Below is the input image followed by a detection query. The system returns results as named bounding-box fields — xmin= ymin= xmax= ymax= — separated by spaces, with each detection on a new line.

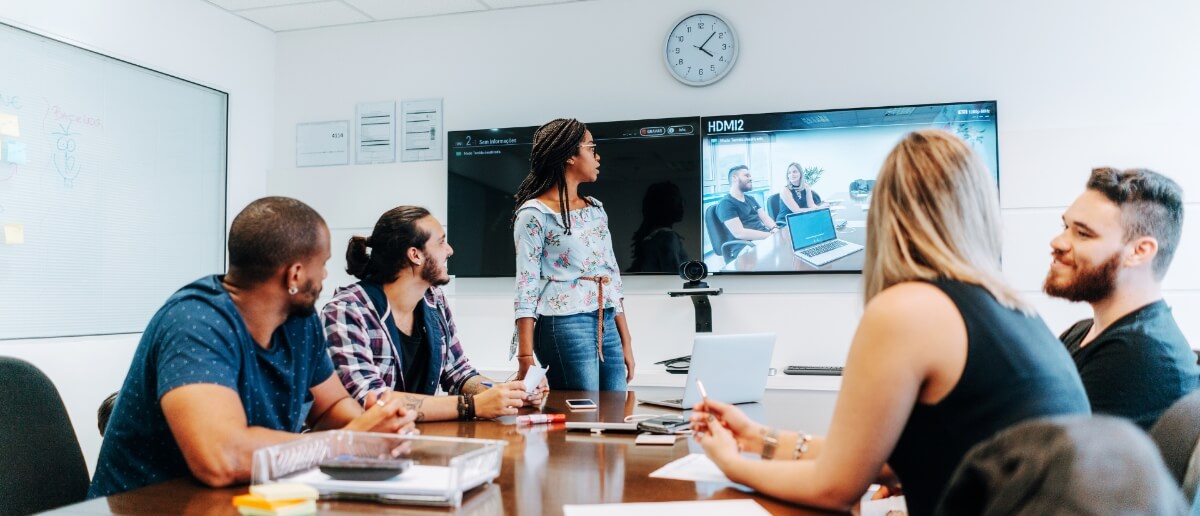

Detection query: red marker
xmin=517 ymin=414 xmax=565 ymax=425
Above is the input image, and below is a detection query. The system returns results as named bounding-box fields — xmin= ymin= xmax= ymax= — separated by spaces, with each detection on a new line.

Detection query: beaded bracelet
xmin=793 ymin=433 xmax=812 ymax=460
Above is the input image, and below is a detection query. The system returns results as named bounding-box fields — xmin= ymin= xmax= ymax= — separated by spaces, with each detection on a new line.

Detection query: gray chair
xmin=1150 ymin=390 xmax=1200 ymax=507
xmin=0 ymin=357 xmax=90 ymax=514
xmin=703 ymin=203 xmax=752 ymax=263
xmin=936 ymin=414 xmax=1188 ymax=515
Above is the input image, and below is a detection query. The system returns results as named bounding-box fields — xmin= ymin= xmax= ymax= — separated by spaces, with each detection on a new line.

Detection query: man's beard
xmin=288 ymin=277 xmax=322 ymax=317
xmin=421 ymin=258 xmax=450 ymax=287
xmin=1043 ymin=249 xmax=1121 ymax=303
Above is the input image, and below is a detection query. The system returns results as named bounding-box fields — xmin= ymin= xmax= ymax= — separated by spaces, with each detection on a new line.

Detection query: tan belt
xmin=577 ymin=276 xmax=611 ymax=362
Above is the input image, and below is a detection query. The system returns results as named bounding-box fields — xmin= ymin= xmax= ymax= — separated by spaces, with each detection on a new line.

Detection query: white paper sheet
xmin=296 ymin=120 xmax=349 ymax=167
xmin=355 ymin=101 xmax=396 ymax=164
xmin=563 ymin=499 xmax=770 ymax=516
xmin=861 ymin=495 xmax=908 ymax=516
xmin=648 ymin=453 xmax=732 ymax=483
xmin=523 ymin=365 xmax=547 ymax=393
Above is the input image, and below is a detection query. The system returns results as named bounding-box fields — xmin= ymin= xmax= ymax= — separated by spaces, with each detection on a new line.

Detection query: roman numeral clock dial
xmin=664 ymin=12 xmax=738 ymax=86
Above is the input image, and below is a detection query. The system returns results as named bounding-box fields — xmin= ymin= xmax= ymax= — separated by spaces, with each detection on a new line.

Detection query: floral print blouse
xmin=513 ymin=198 xmax=625 ymax=319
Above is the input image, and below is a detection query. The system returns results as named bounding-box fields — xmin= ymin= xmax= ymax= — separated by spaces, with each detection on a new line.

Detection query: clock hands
xmin=692 ymin=31 xmax=717 ymax=57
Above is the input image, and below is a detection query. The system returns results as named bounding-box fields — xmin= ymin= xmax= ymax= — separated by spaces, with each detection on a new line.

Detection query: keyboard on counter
xmin=783 ymin=365 xmax=844 ymax=376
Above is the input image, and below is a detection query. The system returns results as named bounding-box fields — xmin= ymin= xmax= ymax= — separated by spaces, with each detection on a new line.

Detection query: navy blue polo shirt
xmin=88 ymin=275 xmax=334 ymax=497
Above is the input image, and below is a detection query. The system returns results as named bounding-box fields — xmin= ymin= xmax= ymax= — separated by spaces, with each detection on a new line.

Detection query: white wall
xmin=0 ymin=0 xmax=275 ymax=474
xmin=269 ymin=0 xmax=1200 ymax=383
xmin=6 ymin=0 xmax=1200 ymax=479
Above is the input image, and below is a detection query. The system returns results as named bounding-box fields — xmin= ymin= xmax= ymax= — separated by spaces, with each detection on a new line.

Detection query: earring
xmin=288 ymin=286 xmax=298 ymax=295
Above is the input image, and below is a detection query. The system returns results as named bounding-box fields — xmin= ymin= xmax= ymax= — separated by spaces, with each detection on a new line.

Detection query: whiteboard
xmin=0 ymin=22 xmax=227 ymax=340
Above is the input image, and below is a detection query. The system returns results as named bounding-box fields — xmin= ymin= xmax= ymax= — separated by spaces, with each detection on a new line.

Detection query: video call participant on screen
xmin=322 ymin=206 xmax=545 ymax=422
xmin=690 ymin=131 xmax=1089 ymax=515
xmin=776 ymin=162 xmax=824 ymax=224
xmin=512 ymin=118 xmax=635 ymax=391
xmin=629 ymin=181 xmax=689 ymax=273
xmin=88 ymin=197 xmax=415 ymax=498
xmin=1044 ymin=168 xmax=1199 ymax=430
xmin=718 ymin=165 xmax=780 ymax=243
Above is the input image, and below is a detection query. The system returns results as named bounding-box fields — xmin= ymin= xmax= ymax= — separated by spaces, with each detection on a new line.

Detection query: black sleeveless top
xmin=887 ymin=280 xmax=1089 ymax=515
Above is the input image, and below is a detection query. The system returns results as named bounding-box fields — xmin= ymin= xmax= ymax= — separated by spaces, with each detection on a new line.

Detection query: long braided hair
xmin=512 ymin=118 xmax=591 ymax=235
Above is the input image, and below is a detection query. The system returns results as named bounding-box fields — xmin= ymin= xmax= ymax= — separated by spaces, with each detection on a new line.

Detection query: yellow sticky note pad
xmin=0 ymin=113 xmax=19 ymax=137
xmin=4 ymin=224 xmax=23 ymax=245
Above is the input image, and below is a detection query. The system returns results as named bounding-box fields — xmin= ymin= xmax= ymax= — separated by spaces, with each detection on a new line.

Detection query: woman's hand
xmin=690 ymin=399 xmax=767 ymax=454
xmin=624 ymin=353 xmax=636 ymax=383
xmin=523 ymin=377 xmax=549 ymax=407
xmin=692 ymin=409 xmax=742 ymax=468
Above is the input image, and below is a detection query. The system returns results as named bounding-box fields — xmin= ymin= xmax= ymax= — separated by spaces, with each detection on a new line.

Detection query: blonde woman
xmin=690 ymin=130 xmax=1089 ymax=515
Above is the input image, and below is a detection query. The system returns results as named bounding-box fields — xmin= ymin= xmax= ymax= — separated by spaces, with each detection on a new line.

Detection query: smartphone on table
xmin=565 ymin=398 xmax=597 ymax=411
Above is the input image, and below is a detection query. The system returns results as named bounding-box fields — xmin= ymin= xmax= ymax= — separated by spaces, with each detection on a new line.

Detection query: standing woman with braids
xmin=511 ymin=118 xmax=635 ymax=391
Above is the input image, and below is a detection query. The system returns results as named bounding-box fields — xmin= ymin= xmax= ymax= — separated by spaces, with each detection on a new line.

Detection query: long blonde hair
xmin=862 ymin=130 xmax=1028 ymax=312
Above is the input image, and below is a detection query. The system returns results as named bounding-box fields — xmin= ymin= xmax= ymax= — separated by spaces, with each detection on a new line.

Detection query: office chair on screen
xmin=936 ymin=415 xmax=1187 ymax=515
xmin=765 ymin=193 xmax=783 ymax=224
xmin=0 ymin=357 xmax=90 ymax=514
xmin=703 ymin=204 xmax=752 ymax=263
xmin=1150 ymin=390 xmax=1200 ymax=508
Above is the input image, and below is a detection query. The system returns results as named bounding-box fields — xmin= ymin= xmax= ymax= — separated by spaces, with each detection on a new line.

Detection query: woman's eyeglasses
xmin=579 ymin=143 xmax=599 ymax=157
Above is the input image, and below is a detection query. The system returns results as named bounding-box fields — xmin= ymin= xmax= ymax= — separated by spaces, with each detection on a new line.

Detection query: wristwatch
xmin=761 ymin=427 xmax=779 ymax=460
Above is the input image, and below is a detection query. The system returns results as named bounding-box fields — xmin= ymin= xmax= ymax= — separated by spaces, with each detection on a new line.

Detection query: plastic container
xmin=251 ymin=431 xmax=506 ymax=507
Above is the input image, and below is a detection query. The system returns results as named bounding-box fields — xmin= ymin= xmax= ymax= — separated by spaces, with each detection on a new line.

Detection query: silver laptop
xmin=785 ymin=208 xmax=863 ymax=266
xmin=639 ymin=333 xmax=775 ymax=410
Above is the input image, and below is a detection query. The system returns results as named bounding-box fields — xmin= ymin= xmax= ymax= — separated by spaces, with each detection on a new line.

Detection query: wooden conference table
xmin=49 ymin=390 xmax=843 ymax=515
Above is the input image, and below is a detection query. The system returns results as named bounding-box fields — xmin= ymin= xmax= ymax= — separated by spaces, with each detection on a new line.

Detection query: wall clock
xmin=664 ymin=12 xmax=738 ymax=86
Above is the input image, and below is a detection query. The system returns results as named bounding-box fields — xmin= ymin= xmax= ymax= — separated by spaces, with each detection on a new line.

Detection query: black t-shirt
xmin=888 ymin=279 xmax=1089 ymax=516
xmin=361 ymin=282 xmax=431 ymax=392
xmin=1059 ymin=300 xmax=1200 ymax=430
xmin=716 ymin=194 xmax=769 ymax=232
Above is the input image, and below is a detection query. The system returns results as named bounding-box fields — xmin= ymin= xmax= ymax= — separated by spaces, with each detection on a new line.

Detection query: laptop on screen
xmin=639 ymin=333 xmax=775 ymax=410
xmin=785 ymin=208 xmax=863 ymax=266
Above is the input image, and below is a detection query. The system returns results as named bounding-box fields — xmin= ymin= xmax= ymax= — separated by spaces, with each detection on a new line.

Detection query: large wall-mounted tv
xmin=698 ymin=100 xmax=998 ymax=274
xmin=448 ymin=117 xmax=703 ymax=278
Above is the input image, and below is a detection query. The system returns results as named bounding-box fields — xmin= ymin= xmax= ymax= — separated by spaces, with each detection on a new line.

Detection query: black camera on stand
xmin=667 ymin=260 xmax=722 ymax=332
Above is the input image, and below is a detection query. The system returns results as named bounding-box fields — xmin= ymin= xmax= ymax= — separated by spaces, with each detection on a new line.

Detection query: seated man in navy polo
xmin=89 ymin=197 xmax=416 ymax=498
xmin=716 ymin=165 xmax=780 ymax=260
xmin=1044 ymin=168 xmax=1200 ymax=429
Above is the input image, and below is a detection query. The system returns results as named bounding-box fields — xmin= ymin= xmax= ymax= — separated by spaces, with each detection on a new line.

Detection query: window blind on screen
xmin=0 ymin=22 xmax=227 ymax=340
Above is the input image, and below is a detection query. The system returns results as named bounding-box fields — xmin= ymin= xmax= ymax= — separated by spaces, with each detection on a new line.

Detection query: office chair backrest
xmin=766 ymin=193 xmax=782 ymax=222
xmin=0 ymin=357 xmax=90 ymax=514
xmin=936 ymin=414 xmax=1188 ymax=515
xmin=703 ymin=204 xmax=735 ymax=262
xmin=1150 ymin=390 xmax=1200 ymax=505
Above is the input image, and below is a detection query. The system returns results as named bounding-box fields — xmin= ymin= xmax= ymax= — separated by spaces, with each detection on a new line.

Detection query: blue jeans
xmin=534 ymin=308 xmax=627 ymax=391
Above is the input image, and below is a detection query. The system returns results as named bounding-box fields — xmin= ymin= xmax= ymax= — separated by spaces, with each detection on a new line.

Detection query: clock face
xmin=664 ymin=12 xmax=738 ymax=86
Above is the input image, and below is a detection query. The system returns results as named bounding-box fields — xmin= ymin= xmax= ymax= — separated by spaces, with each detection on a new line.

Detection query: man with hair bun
xmin=1045 ymin=167 xmax=1199 ymax=429
xmin=322 ymin=206 xmax=544 ymax=422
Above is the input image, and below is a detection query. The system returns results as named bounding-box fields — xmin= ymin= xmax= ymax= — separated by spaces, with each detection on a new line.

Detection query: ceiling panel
xmin=236 ymin=1 xmax=371 ymax=31
xmin=343 ymin=0 xmax=488 ymax=20
xmin=480 ymin=0 xmax=578 ymax=9
xmin=205 ymin=0 xmax=315 ymax=11
xmin=203 ymin=0 xmax=596 ymax=32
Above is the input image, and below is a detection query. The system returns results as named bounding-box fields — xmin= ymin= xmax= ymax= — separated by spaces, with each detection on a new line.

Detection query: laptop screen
xmin=787 ymin=209 xmax=837 ymax=251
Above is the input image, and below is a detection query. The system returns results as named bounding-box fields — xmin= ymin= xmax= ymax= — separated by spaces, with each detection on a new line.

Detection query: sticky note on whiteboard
xmin=3 ymin=140 xmax=27 ymax=164
xmin=4 ymin=224 xmax=24 ymax=245
xmin=0 ymin=113 xmax=19 ymax=137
